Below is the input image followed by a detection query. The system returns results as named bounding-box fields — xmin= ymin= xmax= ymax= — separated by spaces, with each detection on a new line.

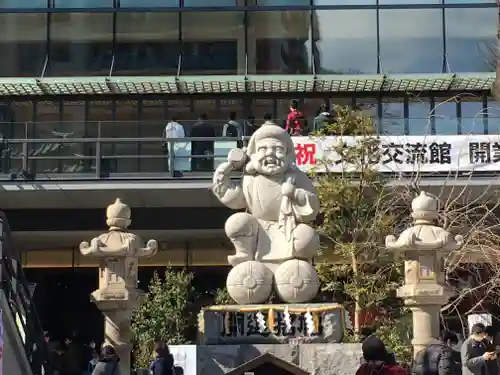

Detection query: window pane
xmin=53 ymin=0 xmax=113 ymax=7
xmin=445 ymin=0 xmax=494 ymax=3
xmin=379 ymin=9 xmax=443 ymax=73
xmin=184 ymin=0 xmax=235 ymax=5
xmin=380 ymin=0 xmax=439 ymax=3
xmin=0 ymin=14 xmax=47 ymax=77
xmin=433 ymin=99 xmax=457 ymax=135
xmin=314 ymin=10 xmax=376 ymax=74
xmin=445 ymin=8 xmax=496 ymax=72
xmin=48 ymin=13 xmax=113 ymax=76
xmin=119 ymin=0 xmax=179 ymax=7
xmin=115 ymin=13 xmax=179 ymax=76
xmin=0 ymin=0 xmax=47 ymax=7
xmin=460 ymin=97 xmax=484 ymax=134
xmin=181 ymin=12 xmax=241 ymax=75
xmin=258 ymin=0 xmax=309 ymax=5
xmin=381 ymin=98 xmax=404 ymax=135
xmin=408 ymin=97 xmax=431 ymax=135
xmin=313 ymin=0 xmax=375 ymax=4
xmin=249 ymin=10 xmax=312 ymax=74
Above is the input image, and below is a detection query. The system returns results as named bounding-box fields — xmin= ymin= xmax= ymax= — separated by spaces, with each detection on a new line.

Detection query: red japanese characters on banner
xmin=295 ymin=143 xmax=317 ymax=166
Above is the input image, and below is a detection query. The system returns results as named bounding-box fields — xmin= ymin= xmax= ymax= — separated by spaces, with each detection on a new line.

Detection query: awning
xmin=0 ymin=73 xmax=494 ymax=96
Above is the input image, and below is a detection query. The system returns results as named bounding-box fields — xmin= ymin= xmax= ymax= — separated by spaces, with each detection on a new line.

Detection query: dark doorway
xmin=24 ymin=267 xmax=103 ymax=345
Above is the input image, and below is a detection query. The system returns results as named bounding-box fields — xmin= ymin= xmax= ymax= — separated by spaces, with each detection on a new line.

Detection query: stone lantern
xmin=385 ymin=191 xmax=463 ymax=356
xmin=80 ymin=198 xmax=158 ymax=374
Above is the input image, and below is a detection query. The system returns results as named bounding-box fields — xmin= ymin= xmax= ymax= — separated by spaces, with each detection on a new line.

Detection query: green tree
xmin=313 ymin=105 xmax=405 ymax=335
xmin=214 ymin=287 xmax=235 ymax=305
xmin=131 ymin=267 xmax=196 ymax=369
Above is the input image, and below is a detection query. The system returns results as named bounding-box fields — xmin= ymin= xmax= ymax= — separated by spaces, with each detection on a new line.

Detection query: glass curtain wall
xmin=0 ymin=0 xmax=496 ymax=136
xmin=0 ymin=0 xmax=495 ymax=77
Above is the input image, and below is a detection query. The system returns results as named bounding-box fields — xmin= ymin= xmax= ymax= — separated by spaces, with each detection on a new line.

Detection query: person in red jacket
xmin=285 ymin=99 xmax=308 ymax=136
xmin=356 ymin=335 xmax=408 ymax=375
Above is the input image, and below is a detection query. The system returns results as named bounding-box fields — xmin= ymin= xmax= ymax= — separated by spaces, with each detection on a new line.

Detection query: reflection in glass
xmin=249 ymin=11 xmax=312 ymax=74
xmin=115 ymin=13 xmax=179 ymax=76
xmin=257 ymin=0 xmax=309 ymax=4
xmin=181 ymin=12 xmax=241 ymax=75
xmin=408 ymin=98 xmax=432 ymax=135
xmin=445 ymin=0 xmax=494 ymax=3
xmin=356 ymin=98 xmax=379 ymax=132
xmin=0 ymin=14 xmax=47 ymax=77
xmin=460 ymin=97 xmax=484 ymax=134
xmin=380 ymin=0 xmax=439 ymax=3
xmin=104 ymin=101 xmax=139 ymax=173
xmin=381 ymin=99 xmax=404 ymax=135
xmin=119 ymin=0 xmax=179 ymax=6
xmin=433 ymin=99 xmax=457 ymax=135
xmin=313 ymin=0 xmax=375 ymax=3
xmin=184 ymin=0 xmax=235 ymax=5
xmin=9 ymin=102 xmax=34 ymax=139
xmin=0 ymin=0 xmax=47 ymax=7
xmin=53 ymin=0 xmax=113 ymax=7
xmin=379 ymin=9 xmax=443 ymax=73
xmin=485 ymin=99 xmax=500 ymax=133
xmin=445 ymin=8 xmax=496 ymax=72
xmin=48 ymin=13 xmax=113 ymax=76
xmin=314 ymin=10 xmax=376 ymax=74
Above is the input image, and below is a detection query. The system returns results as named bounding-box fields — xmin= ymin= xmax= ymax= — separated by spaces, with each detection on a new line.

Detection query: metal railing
xmin=0 ymin=136 xmax=244 ymax=180
xmin=0 ymin=212 xmax=49 ymax=375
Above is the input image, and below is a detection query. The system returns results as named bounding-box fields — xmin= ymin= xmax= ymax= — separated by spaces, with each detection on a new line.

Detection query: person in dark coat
xmin=190 ymin=114 xmax=215 ymax=172
xmin=312 ymin=104 xmax=334 ymax=133
xmin=150 ymin=338 xmax=174 ymax=375
xmin=62 ymin=335 xmax=83 ymax=375
xmin=356 ymin=335 xmax=407 ymax=375
xmin=484 ymin=326 xmax=499 ymax=375
xmin=411 ymin=330 xmax=459 ymax=375
xmin=91 ymin=345 xmax=121 ymax=375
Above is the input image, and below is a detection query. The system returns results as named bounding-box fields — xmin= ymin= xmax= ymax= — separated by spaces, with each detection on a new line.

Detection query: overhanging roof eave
xmin=0 ymin=73 xmax=493 ymax=96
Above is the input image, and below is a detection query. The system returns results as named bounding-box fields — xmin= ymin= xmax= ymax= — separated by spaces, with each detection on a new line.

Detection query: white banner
xmin=169 ymin=345 xmax=196 ymax=375
xmin=292 ymin=135 xmax=500 ymax=173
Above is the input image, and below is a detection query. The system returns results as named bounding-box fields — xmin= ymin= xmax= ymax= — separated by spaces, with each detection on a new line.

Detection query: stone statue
xmin=213 ymin=124 xmax=320 ymax=304
xmin=79 ymin=198 xmax=158 ymax=375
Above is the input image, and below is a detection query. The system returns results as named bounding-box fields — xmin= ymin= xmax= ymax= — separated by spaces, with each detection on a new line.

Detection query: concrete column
xmin=410 ymin=305 xmax=441 ymax=355
xmin=103 ymin=311 xmax=133 ymax=375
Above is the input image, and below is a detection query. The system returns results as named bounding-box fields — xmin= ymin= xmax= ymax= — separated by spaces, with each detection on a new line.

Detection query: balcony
xmin=0 ymin=119 xmax=499 ymax=181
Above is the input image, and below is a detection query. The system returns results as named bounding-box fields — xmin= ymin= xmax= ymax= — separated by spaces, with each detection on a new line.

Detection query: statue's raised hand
xmin=227 ymin=148 xmax=247 ymax=170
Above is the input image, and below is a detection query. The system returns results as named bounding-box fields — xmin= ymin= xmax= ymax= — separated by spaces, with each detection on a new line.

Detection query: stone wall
xmin=197 ymin=343 xmax=363 ymax=375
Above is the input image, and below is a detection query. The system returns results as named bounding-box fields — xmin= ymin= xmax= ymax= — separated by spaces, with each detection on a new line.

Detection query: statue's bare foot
xmin=228 ymin=253 xmax=253 ymax=267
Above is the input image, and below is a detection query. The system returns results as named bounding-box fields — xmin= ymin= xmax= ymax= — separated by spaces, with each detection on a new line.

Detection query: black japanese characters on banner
xmin=219 ymin=310 xmax=322 ymax=338
xmin=380 ymin=142 xmax=452 ymax=165
xmin=468 ymin=142 xmax=500 ymax=164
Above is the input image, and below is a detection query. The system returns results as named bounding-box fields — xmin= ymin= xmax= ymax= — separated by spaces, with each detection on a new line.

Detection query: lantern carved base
xmin=197 ymin=303 xmax=347 ymax=345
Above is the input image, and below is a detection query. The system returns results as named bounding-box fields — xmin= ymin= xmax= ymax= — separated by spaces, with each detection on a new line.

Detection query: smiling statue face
xmin=253 ymin=137 xmax=288 ymax=175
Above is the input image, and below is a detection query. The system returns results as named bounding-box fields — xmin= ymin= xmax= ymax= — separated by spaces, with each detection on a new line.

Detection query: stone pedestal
xmin=198 ymin=303 xmax=347 ymax=345
xmin=386 ymin=191 xmax=463 ymax=357
xmin=80 ymin=199 xmax=158 ymax=375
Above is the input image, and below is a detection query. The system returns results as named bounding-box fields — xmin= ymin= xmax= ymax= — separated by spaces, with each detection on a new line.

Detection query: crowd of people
xmin=42 ymin=331 xmax=177 ymax=375
xmin=162 ymin=99 xmax=335 ymax=173
xmin=356 ymin=323 xmax=500 ymax=375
